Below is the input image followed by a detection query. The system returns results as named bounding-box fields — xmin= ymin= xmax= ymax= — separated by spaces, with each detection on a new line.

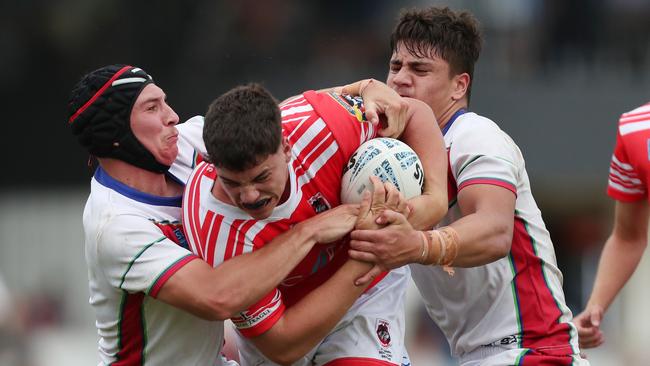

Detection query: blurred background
xmin=1 ymin=0 xmax=649 ymax=364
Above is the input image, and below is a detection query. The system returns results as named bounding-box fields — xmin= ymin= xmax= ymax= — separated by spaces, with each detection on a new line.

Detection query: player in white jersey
xmin=182 ymin=82 xmax=447 ymax=365
xmin=574 ymin=101 xmax=650 ymax=349
xmin=347 ymin=7 xmax=589 ymax=365
xmin=69 ymin=65 xmax=383 ymax=365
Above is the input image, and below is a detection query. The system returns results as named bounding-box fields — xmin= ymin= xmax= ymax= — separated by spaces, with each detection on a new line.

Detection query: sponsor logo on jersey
xmin=308 ymin=192 xmax=331 ymax=214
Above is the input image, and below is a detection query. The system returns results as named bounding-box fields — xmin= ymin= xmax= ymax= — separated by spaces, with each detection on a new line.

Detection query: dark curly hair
xmin=203 ymin=83 xmax=282 ymax=171
xmin=390 ymin=6 xmax=483 ymax=102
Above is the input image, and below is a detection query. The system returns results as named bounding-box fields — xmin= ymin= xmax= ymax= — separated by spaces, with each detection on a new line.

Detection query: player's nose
xmin=163 ymin=102 xmax=179 ymax=126
xmin=239 ymin=185 xmax=260 ymax=204
xmin=391 ymin=68 xmax=411 ymax=87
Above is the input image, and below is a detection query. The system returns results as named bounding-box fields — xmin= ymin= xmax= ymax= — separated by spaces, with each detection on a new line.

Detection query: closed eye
xmin=221 ymin=178 xmax=239 ymax=187
xmin=254 ymin=174 xmax=269 ymax=183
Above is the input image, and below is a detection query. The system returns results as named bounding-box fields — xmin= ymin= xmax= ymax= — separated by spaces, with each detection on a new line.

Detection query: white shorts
xmin=235 ymin=266 xmax=410 ymax=366
xmin=459 ymin=345 xmax=590 ymax=366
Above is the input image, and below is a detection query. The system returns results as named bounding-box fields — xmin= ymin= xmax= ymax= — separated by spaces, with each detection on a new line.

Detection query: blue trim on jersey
xmin=442 ymin=108 xmax=467 ymax=136
xmin=94 ymin=166 xmax=182 ymax=207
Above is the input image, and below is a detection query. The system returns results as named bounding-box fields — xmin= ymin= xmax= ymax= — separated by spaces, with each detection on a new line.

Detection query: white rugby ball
xmin=341 ymin=138 xmax=424 ymax=204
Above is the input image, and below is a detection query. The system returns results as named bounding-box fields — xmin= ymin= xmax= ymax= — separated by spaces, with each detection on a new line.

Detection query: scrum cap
xmin=67 ymin=64 xmax=169 ymax=173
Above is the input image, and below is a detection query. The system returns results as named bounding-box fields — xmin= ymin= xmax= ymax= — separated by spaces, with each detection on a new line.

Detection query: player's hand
xmin=355 ymin=176 xmax=411 ymax=230
xmin=341 ymin=79 xmax=408 ymax=138
xmin=573 ymin=304 xmax=605 ymax=349
xmin=350 ymin=209 xmax=420 ymax=285
xmin=310 ymin=203 xmax=360 ymax=244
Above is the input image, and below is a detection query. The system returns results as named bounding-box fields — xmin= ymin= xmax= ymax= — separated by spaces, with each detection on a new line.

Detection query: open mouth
xmin=242 ymin=197 xmax=271 ymax=211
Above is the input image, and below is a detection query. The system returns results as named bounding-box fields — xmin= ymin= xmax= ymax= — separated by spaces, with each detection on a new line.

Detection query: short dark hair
xmin=203 ymin=83 xmax=282 ymax=171
xmin=390 ymin=6 xmax=482 ymax=101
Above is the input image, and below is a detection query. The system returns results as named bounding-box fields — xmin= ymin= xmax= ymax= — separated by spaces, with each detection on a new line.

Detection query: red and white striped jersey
xmin=410 ymin=112 xmax=579 ymax=358
xmin=607 ymin=101 xmax=650 ymax=202
xmin=183 ymin=91 xmax=380 ymax=337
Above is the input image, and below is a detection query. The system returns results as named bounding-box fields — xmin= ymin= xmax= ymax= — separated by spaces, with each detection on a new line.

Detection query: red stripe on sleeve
xmin=606 ymin=185 xmax=646 ymax=202
xmin=458 ymin=178 xmax=517 ymax=196
xmin=149 ymin=255 xmax=199 ymax=298
xmin=324 ymin=358 xmax=397 ymax=366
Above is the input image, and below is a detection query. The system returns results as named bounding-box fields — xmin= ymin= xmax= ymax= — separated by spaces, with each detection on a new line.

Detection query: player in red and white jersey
xmin=574 ymin=101 xmax=650 ymax=349
xmin=348 ymin=7 xmax=588 ymax=365
xmin=183 ymin=82 xmax=447 ymax=365
xmin=70 ymin=65 xmax=381 ymax=365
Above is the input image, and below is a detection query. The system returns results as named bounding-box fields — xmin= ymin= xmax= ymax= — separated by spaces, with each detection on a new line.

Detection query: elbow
xmin=255 ymin=330 xmax=305 ymax=365
xmin=491 ymin=225 xmax=513 ymax=260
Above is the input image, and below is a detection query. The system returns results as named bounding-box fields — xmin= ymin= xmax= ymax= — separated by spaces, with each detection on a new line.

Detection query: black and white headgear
xmin=67 ymin=64 xmax=169 ymax=173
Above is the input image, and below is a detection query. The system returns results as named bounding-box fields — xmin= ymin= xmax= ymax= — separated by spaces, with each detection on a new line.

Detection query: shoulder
xmin=183 ymin=161 xmax=216 ymax=212
xmin=184 ymin=161 xmax=216 ymax=192
xmin=179 ymin=115 xmax=204 ymax=130
xmin=301 ymin=91 xmax=366 ymax=122
xmin=617 ymin=102 xmax=650 ymax=136
xmin=449 ymin=113 xmax=503 ymax=138
xmin=92 ymin=211 xmax=159 ymax=264
xmin=449 ymin=113 xmax=518 ymax=151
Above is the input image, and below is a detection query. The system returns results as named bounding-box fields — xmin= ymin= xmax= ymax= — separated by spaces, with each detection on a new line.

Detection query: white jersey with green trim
xmin=409 ymin=112 xmax=579 ymax=359
xmin=84 ymin=116 xmax=235 ymax=365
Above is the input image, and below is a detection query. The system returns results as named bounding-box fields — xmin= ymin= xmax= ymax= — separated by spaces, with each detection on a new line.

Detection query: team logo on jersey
xmin=328 ymin=92 xmax=366 ymax=122
xmin=376 ymin=319 xmax=392 ymax=347
xmin=308 ymin=192 xmax=331 ymax=213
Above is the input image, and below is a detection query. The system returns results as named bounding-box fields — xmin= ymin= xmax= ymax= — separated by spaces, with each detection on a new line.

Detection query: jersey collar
xmin=442 ymin=108 xmax=467 ymax=136
xmin=94 ymin=166 xmax=182 ymax=207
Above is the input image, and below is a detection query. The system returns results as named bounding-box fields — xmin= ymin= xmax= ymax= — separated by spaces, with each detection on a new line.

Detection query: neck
xmin=437 ymin=100 xmax=468 ymax=131
xmin=99 ymin=158 xmax=181 ymax=197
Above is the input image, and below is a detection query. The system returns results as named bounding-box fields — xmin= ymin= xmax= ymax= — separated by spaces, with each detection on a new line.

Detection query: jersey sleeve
xmin=168 ymin=115 xmax=207 ymax=185
xmin=96 ymin=214 xmax=199 ymax=298
xmin=606 ymin=128 xmax=646 ymax=202
xmin=303 ymin=91 xmax=378 ymax=159
xmin=449 ymin=120 xmax=519 ymax=195
xmin=230 ymin=288 xmax=285 ymax=338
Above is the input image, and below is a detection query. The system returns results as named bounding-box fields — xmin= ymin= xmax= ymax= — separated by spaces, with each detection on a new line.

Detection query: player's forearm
xmin=400 ymin=97 xmax=447 ymax=229
xmin=251 ymin=259 xmax=372 ymax=365
xmin=407 ymin=192 xmax=447 ymax=230
xmin=446 ymin=212 xmax=513 ymax=267
xmin=588 ymin=233 xmax=647 ymax=312
xmin=201 ymin=223 xmax=318 ymax=318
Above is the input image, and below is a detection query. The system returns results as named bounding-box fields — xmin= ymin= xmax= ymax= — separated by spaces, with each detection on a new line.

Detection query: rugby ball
xmin=341 ymin=138 xmax=424 ymax=204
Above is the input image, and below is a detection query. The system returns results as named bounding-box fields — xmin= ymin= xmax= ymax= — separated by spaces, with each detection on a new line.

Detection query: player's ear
xmin=451 ymin=72 xmax=469 ymax=101
xmin=281 ymin=137 xmax=291 ymax=162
